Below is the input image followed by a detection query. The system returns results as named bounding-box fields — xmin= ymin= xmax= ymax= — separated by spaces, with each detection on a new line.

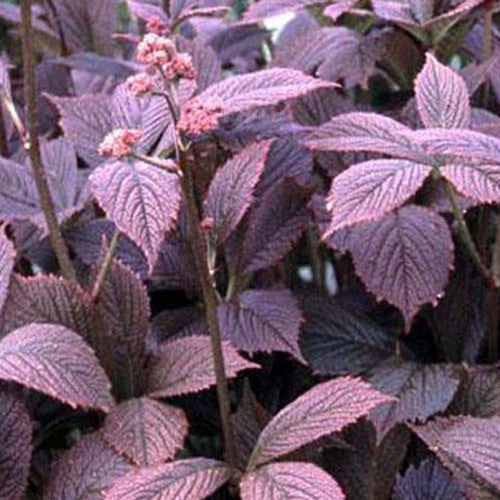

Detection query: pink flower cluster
xmin=146 ymin=15 xmax=169 ymax=36
xmin=137 ymin=33 xmax=176 ymax=67
xmin=97 ymin=129 xmax=141 ymax=158
xmin=163 ymin=52 xmax=196 ymax=80
xmin=126 ymin=73 xmax=155 ymax=96
xmin=177 ymin=97 xmax=223 ymax=136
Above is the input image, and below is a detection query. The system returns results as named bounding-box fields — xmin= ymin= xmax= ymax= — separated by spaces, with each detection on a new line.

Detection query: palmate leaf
xmin=0 ymin=391 xmax=32 ymax=500
xmin=394 ymin=457 xmax=466 ymax=500
xmin=147 ymin=335 xmax=259 ymax=398
xmin=89 ymin=160 xmax=181 ymax=272
xmin=102 ymin=397 xmax=188 ymax=467
xmin=248 ymin=376 xmax=392 ymax=468
xmin=198 ymin=68 xmax=336 ymax=118
xmin=344 ymin=205 xmax=454 ymax=329
xmin=324 ymin=159 xmax=433 ymax=234
xmin=204 ymin=141 xmax=272 ymax=245
xmin=240 ymin=462 xmax=345 ymax=500
xmin=218 ymin=289 xmax=304 ymax=362
xmin=415 ymin=53 xmax=471 ymax=129
xmin=105 ymin=458 xmax=231 ymax=500
xmin=0 ymin=323 xmax=113 ymax=411
xmin=45 ymin=431 xmax=135 ymax=500
xmin=303 ymin=112 xmax=428 ymax=162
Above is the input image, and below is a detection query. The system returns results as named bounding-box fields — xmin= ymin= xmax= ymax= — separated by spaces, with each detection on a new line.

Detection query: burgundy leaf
xmin=394 ymin=457 xmax=466 ymax=500
xmin=243 ymin=0 xmax=330 ymax=22
xmin=372 ymin=0 xmax=416 ymax=25
xmin=89 ymin=160 xmax=181 ymax=272
xmin=0 ymin=391 xmax=32 ymax=500
xmin=345 ymin=206 xmax=454 ymax=329
xmin=147 ymin=335 xmax=259 ymax=398
xmin=218 ymin=289 xmax=304 ymax=361
xmin=440 ymin=163 xmax=500 ymax=204
xmin=415 ymin=53 xmax=471 ymax=129
xmin=0 ymin=226 xmax=15 ymax=316
xmin=0 ymin=323 xmax=113 ymax=411
xmin=369 ymin=359 xmax=460 ymax=440
xmin=324 ymin=159 xmax=432 ymax=234
xmin=45 ymin=431 xmax=135 ymax=500
xmin=248 ymin=376 xmax=392 ymax=467
xmin=240 ymin=462 xmax=345 ymax=500
xmin=300 ymin=294 xmax=400 ymax=376
xmin=105 ymin=458 xmax=231 ymax=500
xmin=102 ymin=397 xmax=188 ymax=466
xmin=199 ymin=68 xmax=336 ymax=118
xmin=303 ymin=112 xmax=427 ymax=162
xmin=93 ymin=257 xmax=150 ymax=398
xmin=204 ymin=141 xmax=271 ymax=245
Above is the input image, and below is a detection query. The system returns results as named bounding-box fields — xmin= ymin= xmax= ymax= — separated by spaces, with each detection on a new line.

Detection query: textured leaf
xmin=0 ymin=323 xmax=113 ymax=411
xmin=0 ymin=391 xmax=32 ymax=500
xmin=204 ymin=141 xmax=271 ymax=245
xmin=372 ymin=0 xmax=415 ymax=25
xmin=415 ymin=53 xmax=471 ymax=129
xmin=248 ymin=376 xmax=392 ymax=467
xmin=147 ymin=335 xmax=259 ymax=398
xmin=105 ymin=458 xmax=231 ymax=500
xmin=394 ymin=457 xmax=466 ymax=500
xmin=102 ymin=397 xmax=188 ymax=466
xmin=90 ymin=160 xmax=181 ymax=272
xmin=45 ymin=431 xmax=135 ymax=500
xmin=218 ymin=289 xmax=304 ymax=361
xmin=369 ymin=358 xmax=460 ymax=440
xmin=345 ymin=205 xmax=454 ymax=329
xmin=200 ymin=68 xmax=335 ymax=118
xmin=243 ymin=0 xmax=329 ymax=21
xmin=0 ymin=227 xmax=15 ymax=317
xmin=300 ymin=294 xmax=400 ymax=376
xmin=303 ymin=112 xmax=427 ymax=162
xmin=324 ymin=159 xmax=432 ymax=234
xmin=240 ymin=462 xmax=345 ymax=500
xmin=93 ymin=257 xmax=150 ymax=398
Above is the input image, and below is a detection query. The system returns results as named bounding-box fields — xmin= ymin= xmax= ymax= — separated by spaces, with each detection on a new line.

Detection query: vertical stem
xmin=0 ymin=105 xmax=8 ymax=157
xmin=162 ymin=0 xmax=170 ymax=15
xmin=91 ymin=229 xmax=120 ymax=301
xmin=20 ymin=0 xmax=76 ymax=282
xmin=180 ymin=151 xmax=238 ymax=472
xmin=307 ymin=225 xmax=324 ymax=292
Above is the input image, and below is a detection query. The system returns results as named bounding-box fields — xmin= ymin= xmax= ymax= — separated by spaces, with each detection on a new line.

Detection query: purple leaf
xmin=105 ymin=458 xmax=231 ymax=500
xmin=243 ymin=0 xmax=330 ymax=22
xmin=199 ymin=68 xmax=336 ymax=118
xmin=204 ymin=141 xmax=272 ymax=245
xmin=147 ymin=335 xmax=259 ymax=398
xmin=248 ymin=376 xmax=392 ymax=467
xmin=102 ymin=396 xmax=188 ymax=466
xmin=345 ymin=206 xmax=454 ymax=329
xmin=303 ymin=112 xmax=427 ymax=161
xmin=45 ymin=431 xmax=135 ymax=500
xmin=240 ymin=462 xmax=345 ymax=500
xmin=0 ymin=226 xmax=15 ymax=317
xmin=218 ymin=289 xmax=304 ymax=361
xmin=300 ymin=294 xmax=401 ymax=376
xmin=324 ymin=159 xmax=432 ymax=234
xmin=0 ymin=323 xmax=113 ymax=411
xmin=394 ymin=457 xmax=466 ymax=500
xmin=372 ymin=0 xmax=416 ymax=25
xmin=90 ymin=160 xmax=181 ymax=272
xmin=0 ymin=391 xmax=32 ymax=500
xmin=415 ymin=53 xmax=471 ymax=129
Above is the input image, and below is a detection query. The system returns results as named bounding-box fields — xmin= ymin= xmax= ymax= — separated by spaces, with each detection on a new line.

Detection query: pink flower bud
xmin=126 ymin=73 xmax=155 ymax=96
xmin=145 ymin=15 xmax=169 ymax=36
xmin=177 ymin=97 xmax=224 ymax=136
xmin=136 ymin=33 xmax=176 ymax=67
xmin=97 ymin=129 xmax=142 ymax=158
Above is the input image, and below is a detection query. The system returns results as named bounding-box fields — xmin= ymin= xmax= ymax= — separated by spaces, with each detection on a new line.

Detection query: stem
xmin=180 ymin=150 xmax=238 ymax=472
xmin=443 ymin=179 xmax=494 ymax=288
xmin=91 ymin=229 xmax=120 ymax=301
xmin=132 ymin=151 xmax=181 ymax=174
xmin=481 ymin=4 xmax=493 ymax=106
xmin=20 ymin=0 xmax=76 ymax=282
xmin=307 ymin=225 xmax=324 ymax=292
xmin=0 ymin=104 xmax=8 ymax=156
xmin=162 ymin=0 xmax=170 ymax=15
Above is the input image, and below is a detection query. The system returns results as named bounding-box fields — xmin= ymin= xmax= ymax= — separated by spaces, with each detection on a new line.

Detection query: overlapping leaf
xmin=240 ymin=462 xmax=345 ymax=500
xmin=248 ymin=376 xmax=392 ymax=468
xmin=324 ymin=159 xmax=432 ymax=234
xmin=218 ymin=289 xmax=304 ymax=361
xmin=102 ymin=397 xmax=188 ymax=466
xmin=90 ymin=160 xmax=181 ymax=272
xmin=147 ymin=335 xmax=259 ymax=398
xmin=0 ymin=391 xmax=32 ymax=500
xmin=0 ymin=227 xmax=15 ymax=317
xmin=0 ymin=323 xmax=113 ymax=411
xmin=345 ymin=205 xmax=454 ymax=329
xmin=105 ymin=458 xmax=231 ymax=500
xmin=415 ymin=53 xmax=471 ymax=129
xmin=45 ymin=431 xmax=135 ymax=500
xmin=243 ymin=0 xmax=331 ymax=21
xmin=204 ymin=141 xmax=271 ymax=245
